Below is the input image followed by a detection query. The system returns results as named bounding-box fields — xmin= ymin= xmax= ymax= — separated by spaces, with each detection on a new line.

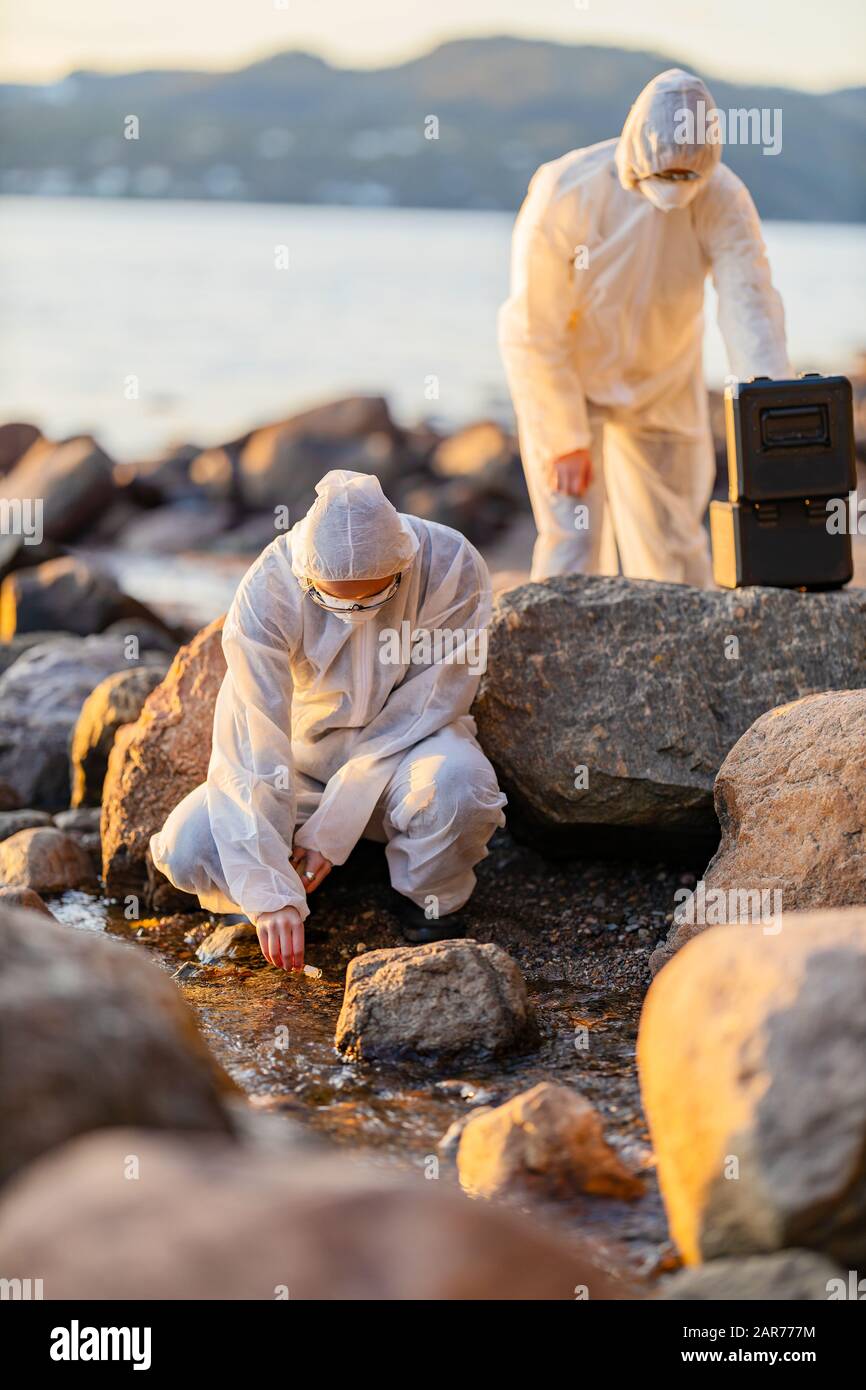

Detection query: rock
xmin=0 ymin=783 xmax=21 ymax=812
xmin=128 ymin=443 xmax=203 ymax=503
xmin=638 ymin=908 xmax=866 ymax=1266
xmin=0 ymin=434 xmax=116 ymax=541
xmin=651 ymin=689 xmax=866 ymax=974
xmin=0 ymin=634 xmax=153 ymax=810
xmin=207 ymin=395 xmax=399 ymax=512
xmin=118 ymin=500 xmax=234 ymax=553
xmin=53 ymin=807 xmax=102 ymax=857
xmin=473 ymin=577 xmax=866 ymax=854
xmin=70 ymin=665 xmax=168 ymax=808
xmin=655 ymin=1250 xmax=848 ymax=1301
xmin=0 ymin=827 xmax=96 ymax=892
xmin=0 ymin=556 xmax=175 ymax=641
xmin=0 ymin=809 xmax=53 ymax=842
xmin=335 ymin=938 xmax=534 ymax=1065
xmin=0 ymin=886 xmax=53 ymax=916
xmin=0 ymin=422 xmax=40 ymax=476
xmin=101 ymin=617 xmax=182 ymax=657
xmin=437 ymin=1109 xmax=493 ymax=1161
xmin=456 ymin=1082 xmax=645 ymax=1201
xmin=196 ymin=920 xmax=257 ymax=964
xmin=431 ymin=420 xmax=527 ymax=508
xmin=0 ymin=1128 xmax=625 ymax=1300
xmin=101 ymin=617 xmax=226 ymax=898
xmin=404 ymin=476 xmax=515 ymax=548
xmin=0 ymin=630 xmax=65 ymax=676
xmin=0 ymin=903 xmax=236 ymax=1188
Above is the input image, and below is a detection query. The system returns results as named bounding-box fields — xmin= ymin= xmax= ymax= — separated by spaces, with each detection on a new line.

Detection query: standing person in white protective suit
xmin=499 ymin=68 xmax=791 ymax=583
xmin=151 ymin=470 xmax=507 ymax=972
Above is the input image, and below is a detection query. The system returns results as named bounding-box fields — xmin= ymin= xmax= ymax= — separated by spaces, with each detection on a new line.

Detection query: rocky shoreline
xmin=1 ymin=388 xmax=865 ymax=1299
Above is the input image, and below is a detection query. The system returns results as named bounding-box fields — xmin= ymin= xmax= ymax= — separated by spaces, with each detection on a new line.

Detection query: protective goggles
xmin=302 ymin=571 xmax=402 ymax=613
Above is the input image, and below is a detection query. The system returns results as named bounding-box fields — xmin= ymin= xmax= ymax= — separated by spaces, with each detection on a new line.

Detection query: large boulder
xmin=0 ymin=434 xmax=115 ymax=541
xmin=0 ymin=556 xmax=175 ymax=641
xmin=0 ymin=826 xmax=96 ymax=892
xmin=70 ymin=665 xmax=168 ymax=808
xmin=651 ymin=689 xmax=866 ymax=973
xmin=0 ymin=904 xmax=236 ymax=1188
xmin=638 ymin=908 xmax=866 ymax=1267
xmin=0 ymin=1128 xmax=624 ymax=1301
xmin=473 ymin=577 xmax=866 ymax=854
xmin=335 ymin=938 xmax=534 ymax=1065
xmin=101 ymin=616 xmax=226 ymax=898
xmin=199 ymin=395 xmax=401 ymax=512
xmin=457 ymin=1082 xmax=644 ymax=1201
xmin=0 ymin=634 xmax=156 ymax=810
xmin=656 ymin=1250 xmax=848 ymax=1301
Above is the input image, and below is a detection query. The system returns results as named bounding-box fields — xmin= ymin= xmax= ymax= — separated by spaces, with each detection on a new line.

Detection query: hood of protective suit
xmin=615 ymin=68 xmax=721 ymax=207
xmin=291 ymin=469 xmax=419 ymax=584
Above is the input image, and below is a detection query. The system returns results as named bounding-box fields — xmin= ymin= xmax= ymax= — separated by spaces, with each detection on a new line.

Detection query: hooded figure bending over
xmin=150 ymin=470 xmax=507 ymax=971
xmin=499 ymin=68 xmax=791 ymax=584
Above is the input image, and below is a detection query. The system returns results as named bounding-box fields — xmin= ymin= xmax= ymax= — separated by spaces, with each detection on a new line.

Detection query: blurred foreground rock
xmin=0 ymin=904 xmax=236 ymax=1188
xmin=0 ymin=634 xmax=161 ymax=810
xmin=0 ymin=1127 xmax=626 ymax=1300
xmin=101 ymin=616 xmax=226 ymax=898
xmin=335 ymin=939 xmax=534 ymax=1065
xmin=655 ymin=1250 xmax=848 ymax=1301
xmin=70 ymin=665 xmax=168 ymax=808
xmin=0 ymin=826 xmax=96 ymax=892
xmin=638 ymin=909 xmax=866 ymax=1267
xmin=457 ymin=1082 xmax=644 ymax=1201
xmin=474 ymin=577 xmax=866 ymax=855
xmin=651 ymin=688 xmax=866 ymax=973
xmin=0 ymin=885 xmax=53 ymax=916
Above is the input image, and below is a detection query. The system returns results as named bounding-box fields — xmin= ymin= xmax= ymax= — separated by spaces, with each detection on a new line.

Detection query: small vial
xmin=303 ymin=964 xmax=322 ymax=980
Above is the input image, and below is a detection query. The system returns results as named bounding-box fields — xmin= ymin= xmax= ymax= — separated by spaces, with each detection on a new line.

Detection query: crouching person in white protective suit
xmin=499 ymin=68 xmax=791 ymax=584
xmin=150 ymin=470 xmax=507 ymax=972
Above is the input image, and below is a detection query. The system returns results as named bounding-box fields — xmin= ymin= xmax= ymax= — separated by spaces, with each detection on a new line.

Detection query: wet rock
xmin=196 ymin=919 xmax=257 ymax=964
xmin=0 ymin=434 xmax=115 ymax=541
xmin=0 ymin=633 xmax=151 ymax=810
xmin=0 ymin=556 xmax=175 ymax=641
xmin=101 ymin=617 xmax=226 ymax=898
xmin=0 ymin=886 xmax=53 ymax=916
xmin=474 ymin=577 xmax=866 ymax=854
xmin=0 ymin=1128 xmax=625 ymax=1300
xmin=655 ymin=1250 xmax=848 ymax=1301
xmin=0 ymin=826 xmax=96 ymax=892
xmin=0 ymin=809 xmax=53 ymax=842
xmin=651 ymin=691 xmax=866 ymax=975
xmin=0 ymin=904 xmax=236 ymax=1188
xmin=118 ymin=500 xmax=234 ymax=553
xmin=638 ymin=908 xmax=866 ymax=1266
xmin=70 ymin=665 xmax=168 ymax=808
xmin=335 ymin=938 xmax=534 ymax=1065
xmin=457 ymin=1082 xmax=645 ymax=1201
xmin=0 ymin=422 xmax=40 ymax=476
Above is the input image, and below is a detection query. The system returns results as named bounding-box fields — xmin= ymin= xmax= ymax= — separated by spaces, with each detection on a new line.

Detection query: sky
xmin=2 ymin=0 xmax=865 ymax=92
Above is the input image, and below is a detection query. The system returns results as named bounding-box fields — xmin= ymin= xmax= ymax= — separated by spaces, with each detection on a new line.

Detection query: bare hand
xmin=291 ymin=845 xmax=333 ymax=895
xmin=550 ymin=448 xmax=593 ymax=497
xmin=256 ymin=907 xmax=304 ymax=972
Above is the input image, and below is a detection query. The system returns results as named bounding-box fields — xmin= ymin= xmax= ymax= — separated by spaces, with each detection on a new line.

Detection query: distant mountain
xmin=1 ymin=36 xmax=864 ymax=221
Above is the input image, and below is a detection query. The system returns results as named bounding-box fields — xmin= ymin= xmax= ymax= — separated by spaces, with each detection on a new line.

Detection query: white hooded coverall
xmin=150 ymin=470 xmax=506 ymax=924
xmin=499 ymin=69 xmax=791 ymax=583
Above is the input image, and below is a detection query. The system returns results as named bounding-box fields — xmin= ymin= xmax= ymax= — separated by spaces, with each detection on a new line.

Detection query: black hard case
xmin=724 ymin=374 xmax=856 ymax=502
xmin=710 ymin=497 xmax=853 ymax=591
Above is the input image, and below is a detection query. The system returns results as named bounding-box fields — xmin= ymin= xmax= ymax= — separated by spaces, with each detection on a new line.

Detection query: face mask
xmin=304 ymin=574 xmax=401 ymax=624
xmin=640 ymin=176 xmax=702 ymax=212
